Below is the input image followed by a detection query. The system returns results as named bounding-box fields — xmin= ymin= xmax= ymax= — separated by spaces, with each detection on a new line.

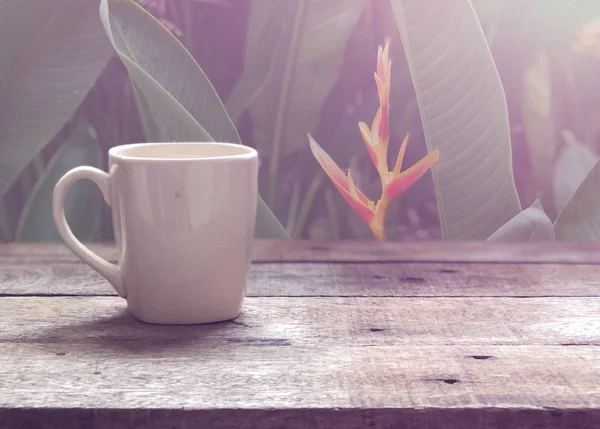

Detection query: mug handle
xmin=52 ymin=166 xmax=126 ymax=297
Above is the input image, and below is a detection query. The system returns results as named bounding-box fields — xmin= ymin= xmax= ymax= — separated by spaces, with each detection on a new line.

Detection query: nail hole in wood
xmin=401 ymin=276 xmax=425 ymax=283
xmin=369 ymin=328 xmax=387 ymax=333
xmin=437 ymin=378 xmax=460 ymax=385
xmin=470 ymin=355 xmax=493 ymax=360
xmin=55 ymin=352 xmax=66 ymax=356
xmin=226 ymin=338 xmax=291 ymax=346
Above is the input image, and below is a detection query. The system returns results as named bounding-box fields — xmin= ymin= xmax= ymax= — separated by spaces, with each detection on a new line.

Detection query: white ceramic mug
xmin=52 ymin=142 xmax=258 ymax=325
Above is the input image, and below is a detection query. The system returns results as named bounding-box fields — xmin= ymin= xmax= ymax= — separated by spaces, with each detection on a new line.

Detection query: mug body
xmin=108 ymin=142 xmax=258 ymax=324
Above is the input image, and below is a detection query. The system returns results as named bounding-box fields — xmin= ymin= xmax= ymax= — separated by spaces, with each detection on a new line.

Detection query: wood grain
xmin=2 ymin=240 xmax=600 ymax=264
xmin=3 ymin=241 xmax=600 ymax=428
xmin=2 ymin=344 xmax=599 ymax=408
xmin=3 ymin=261 xmax=600 ymax=297
xmin=2 ymin=409 xmax=598 ymax=429
xmin=3 ymin=297 xmax=600 ymax=347
xmin=1 ymin=297 xmax=599 ymax=428
xmin=255 ymin=240 xmax=600 ymax=264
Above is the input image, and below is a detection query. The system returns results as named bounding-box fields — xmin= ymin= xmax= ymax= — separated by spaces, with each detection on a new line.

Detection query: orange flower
xmin=308 ymin=40 xmax=440 ymax=240
xmin=359 ymin=41 xmax=392 ymax=174
xmin=382 ymin=135 xmax=440 ymax=202
xmin=374 ymin=40 xmax=391 ymax=149
xmin=309 ymin=136 xmax=375 ymax=225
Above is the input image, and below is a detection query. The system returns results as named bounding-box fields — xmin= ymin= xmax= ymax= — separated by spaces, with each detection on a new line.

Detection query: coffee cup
xmin=52 ymin=142 xmax=258 ymax=324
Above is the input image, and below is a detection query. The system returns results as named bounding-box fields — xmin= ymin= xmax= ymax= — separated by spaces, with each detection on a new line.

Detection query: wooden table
xmin=1 ymin=240 xmax=600 ymax=428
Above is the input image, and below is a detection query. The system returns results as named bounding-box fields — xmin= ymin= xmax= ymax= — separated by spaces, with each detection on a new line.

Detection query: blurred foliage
xmin=2 ymin=0 xmax=600 ymax=242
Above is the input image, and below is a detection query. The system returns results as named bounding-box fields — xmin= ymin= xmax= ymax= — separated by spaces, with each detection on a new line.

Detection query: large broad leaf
xmin=487 ymin=199 xmax=554 ymax=242
xmin=100 ymin=0 xmax=238 ymax=143
xmin=470 ymin=0 xmax=504 ymax=24
xmin=390 ymin=0 xmax=522 ymax=240
xmin=99 ymin=0 xmax=287 ymax=238
xmin=16 ymin=122 xmax=103 ymax=242
xmin=0 ymin=0 xmax=113 ymax=197
xmin=553 ymin=130 xmax=599 ymax=215
xmin=554 ymin=161 xmax=600 ymax=241
xmin=522 ymin=51 xmax=558 ymax=206
xmin=531 ymin=0 xmax=600 ymax=43
xmin=225 ymin=0 xmax=293 ymax=123
xmin=230 ymin=0 xmax=365 ymax=204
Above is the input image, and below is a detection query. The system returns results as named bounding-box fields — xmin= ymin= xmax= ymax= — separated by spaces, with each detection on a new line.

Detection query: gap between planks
xmin=2 ymin=240 xmax=600 ymax=264
xmin=2 ymin=261 xmax=600 ymax=297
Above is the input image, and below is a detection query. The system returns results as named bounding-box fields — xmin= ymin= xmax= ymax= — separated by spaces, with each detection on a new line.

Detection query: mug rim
xmin=108 ymin=142 xmax=257 ymax=162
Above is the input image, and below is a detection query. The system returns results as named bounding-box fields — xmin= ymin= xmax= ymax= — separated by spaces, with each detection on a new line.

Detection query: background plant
xmin=309 ymin=40 xmax=439 ymax=241
xmin=1 ymin=0 xmax=599 ymax=242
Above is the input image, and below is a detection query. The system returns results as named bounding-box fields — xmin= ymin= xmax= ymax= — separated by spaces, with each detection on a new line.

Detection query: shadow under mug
xmin=52 ymin=142 xmax=258 ymax=325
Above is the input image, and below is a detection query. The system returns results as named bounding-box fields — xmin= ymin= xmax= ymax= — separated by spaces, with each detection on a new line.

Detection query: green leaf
xmin=522 ymin=51 xmax=558 ymax=203
xmin=554 ymin=161 xmax=600 ymax=241
xmin=390 ymin=0 xmax=522 ymax=240
xmin=225 ymin=0 xmax=293 ymax=123
xmin=487 ymin=200 xmax=554 ymax=242
xmin=470 ymin=0 xmax=504 ymax=24
xmin=100 ymin=0 xmax=287 ymax=238
xmin=530 ymin=0 xmax=600 ymax=42
xmin=231 ymin=0 xmax=365 ymax=205
xmin=0 ymin=0 xmax=113 ymax=197
xmin=16 ymin=122 xmax=103 ymax=242
xmin=553 ymin=130 xmax=599 ymax=215
xmin=130 ymin=79 xmax=169 ymax=142
xmin=100 ymin=0 xmax=238 ymax=143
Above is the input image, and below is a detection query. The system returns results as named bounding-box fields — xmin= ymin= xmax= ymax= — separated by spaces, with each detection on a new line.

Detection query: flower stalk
xmin=308 ymin=40 xmax=440 ymax=240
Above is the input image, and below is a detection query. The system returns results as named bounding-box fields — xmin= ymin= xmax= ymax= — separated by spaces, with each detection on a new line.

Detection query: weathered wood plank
xmin=2 ymin=261 xmax=600 ymax=297
xmin=257 ymin=240 xmax=600 ymax=264
xmin=2 ymin=240 xmax=600 ymax=264
xmin=2 ymin=242 xmax=599 ymax=429
xmin=1 ymin=298 xmax=599 ymax=429
xmin=0 ymin=243 xmax=117 ymax=264
xmin=2 ymin=409 xmax=598 ymax=429
xmin=3 ymin=297 xmax=599 ymax=346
